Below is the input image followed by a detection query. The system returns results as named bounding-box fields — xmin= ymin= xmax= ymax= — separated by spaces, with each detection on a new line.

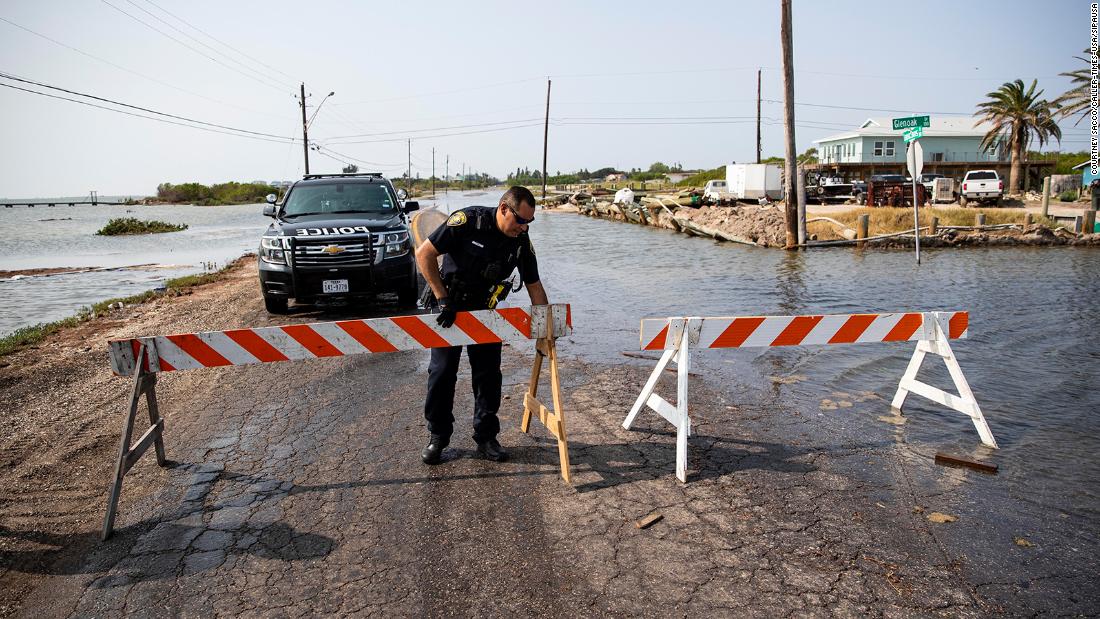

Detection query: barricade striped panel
xmin=640 ymin=311 xmax=967 ymax=351
xmin=109 ymin=304 xmax=572 ymax=376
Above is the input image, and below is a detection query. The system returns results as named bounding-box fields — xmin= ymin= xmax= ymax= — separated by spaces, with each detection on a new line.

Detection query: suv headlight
xmin=382 ymin=231 xmax=410 ymax=258
xmin=260 ymin=236 xmax=287 ymax=264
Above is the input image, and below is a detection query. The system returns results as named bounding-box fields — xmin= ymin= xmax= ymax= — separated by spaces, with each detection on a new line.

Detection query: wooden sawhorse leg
xmin=520 ymin=318 xmax=572 ymax=482
xmin=102 ymin=343 xmax=169 ymax=540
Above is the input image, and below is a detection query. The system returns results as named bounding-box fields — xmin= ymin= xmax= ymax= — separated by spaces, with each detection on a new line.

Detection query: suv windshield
xmin=282 ymin=182 xmax=396 ymax=217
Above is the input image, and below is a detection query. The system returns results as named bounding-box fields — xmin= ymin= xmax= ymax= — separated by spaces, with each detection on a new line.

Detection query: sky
xmin=0 ymin=0 xmax=1091 ymax=198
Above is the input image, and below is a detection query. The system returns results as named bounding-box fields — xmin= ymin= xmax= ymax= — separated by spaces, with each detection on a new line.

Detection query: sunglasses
xmin=505 ymin=204 xmax=534 ymax=225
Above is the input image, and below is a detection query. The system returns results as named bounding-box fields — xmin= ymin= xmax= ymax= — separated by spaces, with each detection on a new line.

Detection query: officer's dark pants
xmin=424 ymin=342 xmax=503 ymax=443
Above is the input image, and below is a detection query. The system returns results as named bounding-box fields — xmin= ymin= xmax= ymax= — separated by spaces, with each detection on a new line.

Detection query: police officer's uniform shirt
xmin=428 ymin=206 xmax=540 ymax=289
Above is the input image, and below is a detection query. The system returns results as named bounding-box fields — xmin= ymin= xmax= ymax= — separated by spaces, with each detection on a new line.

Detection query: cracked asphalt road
xmin=2 ymin=259 xmax=1095 ymax=617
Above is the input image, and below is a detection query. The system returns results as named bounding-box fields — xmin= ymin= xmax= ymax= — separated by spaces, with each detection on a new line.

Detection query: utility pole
xmin=462 ymin=163 xmax=466 ymax=188
xmin=432 ymin=148 xmax=436 ymax=197
xmin=446 ymin=154 xmax=449 ymax=189
xmin=780 ymin=0 xmax=798 ymax=249
xmin=542 ymin=78 xmax=552 ymax=200
xmin=756 ymin=69 xmax=762 ymax=164
xmin=299 ymin=83 xmax=310 ymax=175
xmin=406 ymin=139 xmax=411 ymax=194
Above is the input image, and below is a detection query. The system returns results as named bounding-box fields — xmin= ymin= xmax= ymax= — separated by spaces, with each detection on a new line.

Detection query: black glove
xmin=436 ymin=296 xmax=456 ymax=328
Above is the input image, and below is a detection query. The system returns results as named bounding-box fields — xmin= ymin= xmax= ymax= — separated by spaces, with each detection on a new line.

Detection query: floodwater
xmin=0 ymin=202 xmax=268 ymax=334
xmin=427 ymin=191 xmax=1100 ymax=533
xmin=3 ymin=190 xmax=1099 ymax=546
xmin=517 ymin=200 xmax=1100 ymax=600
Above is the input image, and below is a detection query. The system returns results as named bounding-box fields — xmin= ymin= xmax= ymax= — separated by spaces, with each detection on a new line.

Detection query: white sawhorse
xmin=622 ymin=318 xmax=699 ymax=482
xmin=891 ymin=313 xmax=998 ymax=448
xmin=622 ymin=312 xmax=997 ymax=483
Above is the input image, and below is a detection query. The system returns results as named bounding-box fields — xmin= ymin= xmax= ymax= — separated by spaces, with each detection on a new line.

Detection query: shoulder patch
xmin=527 ymin=238 xmax=535 ymax=255
xmin=447 ymin=211 xmax=467 ymax=227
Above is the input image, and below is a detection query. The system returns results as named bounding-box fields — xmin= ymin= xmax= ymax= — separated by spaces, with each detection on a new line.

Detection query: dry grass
xmin=807 ymin=207 xmax=1055 ymax=241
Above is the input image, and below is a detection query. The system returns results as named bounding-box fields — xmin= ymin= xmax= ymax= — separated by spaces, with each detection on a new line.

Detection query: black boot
xmin=475 ymin=438 xmax=509 ymax=462
xmin=421 ymin=435 xmax=449 ymax=465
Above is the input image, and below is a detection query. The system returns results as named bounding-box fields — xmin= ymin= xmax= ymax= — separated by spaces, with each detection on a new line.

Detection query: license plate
xmin=322 ymin=279 xmax=349 ymax=293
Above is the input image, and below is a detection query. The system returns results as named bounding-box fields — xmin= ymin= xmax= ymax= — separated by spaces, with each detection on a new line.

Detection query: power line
xmin=119 ymin=0 xmax=295 ymax=89
xmin=0 ymin=71 xmax=293 ymax=140
xmin=550 ymin=66 xmax=761 ymax=79
xmin=331 ymin=104 xmax=543 ymax=126
xmin=763 ymin=99 xmax=973 ymax=115
xmin=558 ymin=115 xmax=760 ymax=121
xmin=335 ymin=77 xmax=542 ymax=105
xmin=139 ymin=0 xmax=300 ymax=83
xmin=319 ymin=117 xmax=541 ymax=139
xmin=98 ymin=0 xmax=288 ymax=93
xmin=0 ymin=15 xmax=289 ymax=120
xmin=317 ymin=145 xmax=403 ymax=168
xmin=323 ymin=122 xmax=544 ymax=145
xmin=0 ymin=81 xmax=295 ymax=144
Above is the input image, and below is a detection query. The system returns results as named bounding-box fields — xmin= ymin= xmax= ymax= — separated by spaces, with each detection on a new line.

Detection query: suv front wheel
xmin=264 ymin=294 xmax=289 ymax=314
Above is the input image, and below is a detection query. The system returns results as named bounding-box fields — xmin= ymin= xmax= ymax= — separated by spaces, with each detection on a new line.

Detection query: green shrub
xmin=677 ymin=166 xmax=725 ymax=187
xmin=1058 ymin=190 xmax=1078 ymax=202
xmin=96 ymin=218 xmax=187 ymax=235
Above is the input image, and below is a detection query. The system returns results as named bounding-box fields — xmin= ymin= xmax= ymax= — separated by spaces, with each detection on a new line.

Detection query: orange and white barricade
xmin=623 ymin=311 xmax=996 ymax=482
xmin=102 ymin=304 xmax=572 ymax=539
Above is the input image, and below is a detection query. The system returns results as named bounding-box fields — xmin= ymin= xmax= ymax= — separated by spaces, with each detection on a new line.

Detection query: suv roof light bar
xmin=301 ymin=172 xmax=384 ymax=180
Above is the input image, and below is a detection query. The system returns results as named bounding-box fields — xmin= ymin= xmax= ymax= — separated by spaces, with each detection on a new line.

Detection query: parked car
xmin=258 ymin=173 xmax=420 ymax=314
xmin=703 ymin=179 xmax=732 ymax=203
xmin=959 ymin=170 xmax=1003 ymax=206
xmin=806 ymin=176 xmax=855 ymax=203
xmin=851 ymin=180 xmax=868 ymax=204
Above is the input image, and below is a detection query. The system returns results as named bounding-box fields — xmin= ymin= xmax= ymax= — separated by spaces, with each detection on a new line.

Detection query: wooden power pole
xmin=756 ymin=69 xmax=762 ymax=164
xmin=300 ymin=83 xmax=310 ymax=175
xmin=406 ymin=139 xmax=411 ymax=194
xmin=780 ymin=0 xmax=798 ymax=249
xmin=432 ymin=148 xmax=436 ymax=197
xmin=542 ymin=78 xmax=551 ymax=200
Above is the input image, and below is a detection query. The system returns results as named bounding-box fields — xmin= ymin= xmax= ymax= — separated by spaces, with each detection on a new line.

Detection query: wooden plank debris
xmin=934 ymin=452 xmax=998 ymax=474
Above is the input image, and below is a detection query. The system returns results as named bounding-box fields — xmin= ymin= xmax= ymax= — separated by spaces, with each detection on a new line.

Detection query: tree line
xmin=155 ymin=181 xmax=279 ymax=205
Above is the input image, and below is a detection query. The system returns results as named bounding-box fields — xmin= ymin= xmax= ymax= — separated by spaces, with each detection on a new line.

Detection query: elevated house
xmin=1072 ymin=160 xmax=1098 ymax=189
xmin=664 ymin=170 xmax=698 ymax=183
xmin=808 ymin=117 xmax=1055 ymax=182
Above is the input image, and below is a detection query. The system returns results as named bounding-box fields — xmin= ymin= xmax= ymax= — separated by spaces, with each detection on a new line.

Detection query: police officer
xmin=414 ymin=186 xmax=548 ymax=464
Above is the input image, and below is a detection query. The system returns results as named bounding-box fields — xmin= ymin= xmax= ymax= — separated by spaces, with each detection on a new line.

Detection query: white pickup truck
xmin=703 ymin=179 xmax=733 ymax=204
xmin=959 ymin=170 xmax=1003 ymax=206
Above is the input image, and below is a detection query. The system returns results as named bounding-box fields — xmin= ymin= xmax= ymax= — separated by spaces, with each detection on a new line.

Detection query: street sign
xmin=906 ymin=140 xmax=924 ymax=178
xmin=892 ymin=115 xmax=930 ymax=130
xmin=903 ymin=126 xmax=923 ymax=143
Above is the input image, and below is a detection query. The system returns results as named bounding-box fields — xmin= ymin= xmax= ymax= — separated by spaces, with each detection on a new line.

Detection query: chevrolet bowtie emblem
xmin=321 ymin=245 xmax=345 ymax=254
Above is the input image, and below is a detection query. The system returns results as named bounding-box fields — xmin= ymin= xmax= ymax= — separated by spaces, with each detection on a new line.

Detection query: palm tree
xmin=975 ymin=79 xmax=1062 ymax=193
xmin=1054 ymin=50 xmax=1091 ymax=125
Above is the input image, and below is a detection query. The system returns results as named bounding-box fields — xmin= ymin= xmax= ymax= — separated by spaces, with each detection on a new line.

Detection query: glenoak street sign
xmin=893 ymin=115 xmax=930 ymax=130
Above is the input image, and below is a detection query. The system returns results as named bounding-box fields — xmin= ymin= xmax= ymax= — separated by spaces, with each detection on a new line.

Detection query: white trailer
xmin=726 ymin=164 xmax=783 ymax=201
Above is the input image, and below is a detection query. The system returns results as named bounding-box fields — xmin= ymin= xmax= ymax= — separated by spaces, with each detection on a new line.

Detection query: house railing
xmin=816 ymin=151 xmax=1056 ymax=165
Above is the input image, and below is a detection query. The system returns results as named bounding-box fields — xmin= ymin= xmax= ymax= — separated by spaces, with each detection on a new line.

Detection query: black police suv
xmin=258 ymin=173 xmax=420 ymax=314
